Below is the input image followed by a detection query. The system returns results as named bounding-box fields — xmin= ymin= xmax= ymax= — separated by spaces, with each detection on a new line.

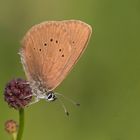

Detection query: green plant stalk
xmin=12 ymin=132 xmax=17 ymax=140
xmin=16 ymin=109 xmax=24 ymax=140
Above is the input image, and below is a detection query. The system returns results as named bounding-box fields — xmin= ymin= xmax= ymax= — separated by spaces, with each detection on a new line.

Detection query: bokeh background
xmin=0 ymin=0 xmax=140 ymax=140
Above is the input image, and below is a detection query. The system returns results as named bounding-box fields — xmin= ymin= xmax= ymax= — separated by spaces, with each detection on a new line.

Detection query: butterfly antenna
xmin=55 ymin=93 xmax=80 ymax=106
xmin=57 ymin=97 xmax=69 ymax=116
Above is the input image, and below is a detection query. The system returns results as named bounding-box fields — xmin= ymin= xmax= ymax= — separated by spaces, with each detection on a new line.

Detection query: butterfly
xmin=19 ymin=20 xmax=92 ymax=114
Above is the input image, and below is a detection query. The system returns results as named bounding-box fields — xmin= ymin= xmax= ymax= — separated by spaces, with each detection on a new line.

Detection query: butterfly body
xmin=29 ymin=80 xmax=56 ymax=102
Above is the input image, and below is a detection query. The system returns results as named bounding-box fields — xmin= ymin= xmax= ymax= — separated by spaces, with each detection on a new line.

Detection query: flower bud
xmin=5 ymin=120 xmax=18 ymax=134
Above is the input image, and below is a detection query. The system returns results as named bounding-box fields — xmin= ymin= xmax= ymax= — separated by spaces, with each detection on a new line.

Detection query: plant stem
xmin=16 ymin=109 xmax=24 ymax=140
xmin=12 ymin=132 xmax=17 ymax=140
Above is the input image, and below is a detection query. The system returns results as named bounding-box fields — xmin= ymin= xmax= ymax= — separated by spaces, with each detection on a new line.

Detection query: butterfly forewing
xmin=20 ymin=20 xmax=92 ymax=91
xmin=54 ymin=21 xmax=92 ymax=88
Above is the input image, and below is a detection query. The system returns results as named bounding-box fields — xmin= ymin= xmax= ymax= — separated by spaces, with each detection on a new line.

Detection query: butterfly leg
xmin=24 ymin=94 xmax=33 ymax=99
xmin=27 ymin=96 xmax=40 ymax=106
xmin=23 ymin=89 xmax=39 ymax=99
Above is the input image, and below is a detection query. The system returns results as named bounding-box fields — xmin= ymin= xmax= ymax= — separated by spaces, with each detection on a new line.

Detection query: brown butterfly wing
xmin=20 ymin=20 xmax=92 ymax=91
xmin=20 ymin=21 xmax=72 ymax=89
xmin=53 ymin=20 xmax=92 ymax=89
xmin=44 ymin=20 xmax=92 ymax=90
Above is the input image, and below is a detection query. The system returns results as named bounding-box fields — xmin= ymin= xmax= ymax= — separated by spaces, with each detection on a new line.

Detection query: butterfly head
xmin=45 ymin=91 xmax=57 ymax=102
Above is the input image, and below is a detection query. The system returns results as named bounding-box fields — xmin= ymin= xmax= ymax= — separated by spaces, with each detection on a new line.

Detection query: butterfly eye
xmin=46 ymin=92 xmax=56 ymax=101
xmin=47 ymin=94 xmax=52 ymax=99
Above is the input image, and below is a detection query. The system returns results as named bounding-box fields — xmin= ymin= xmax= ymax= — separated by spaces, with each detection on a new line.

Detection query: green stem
xmin=12 ymin=132 xmax=17 ymax=140
xmin=16 ymin=109 xmax=24 ymax=140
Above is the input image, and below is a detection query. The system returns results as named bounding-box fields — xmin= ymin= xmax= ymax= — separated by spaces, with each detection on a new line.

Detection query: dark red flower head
xmin=4 ymin=78 xmax=32 ymax=109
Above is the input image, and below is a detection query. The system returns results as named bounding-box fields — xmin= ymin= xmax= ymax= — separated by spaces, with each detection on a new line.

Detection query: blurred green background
xmin=0 ymin=0 xmax=140 ymax=140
